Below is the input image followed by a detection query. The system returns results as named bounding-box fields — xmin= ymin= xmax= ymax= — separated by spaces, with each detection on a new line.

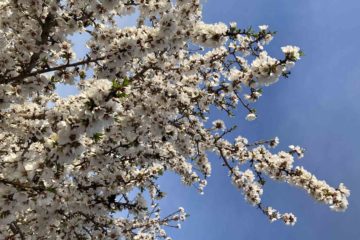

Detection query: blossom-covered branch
xmin=0 ymin=0 xmax=348 ymax=239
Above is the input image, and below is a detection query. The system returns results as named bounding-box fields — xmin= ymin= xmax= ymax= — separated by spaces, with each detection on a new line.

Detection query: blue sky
xmin=158 ymin=0 xmax=360 ymax=239
xmin=63 ymin=0 xmax=360 ymax=239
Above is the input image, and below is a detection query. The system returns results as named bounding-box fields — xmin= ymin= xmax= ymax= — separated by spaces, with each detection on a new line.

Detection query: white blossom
xmin=0 ymin=0 xmax=349 ymax=238
xmin=282 ymin=45 xmax=302 ymax=61
xmin=246 ymin=112 xmax=257 ymax=121
xmin=259 ymin=25 xmax=269 ymax=31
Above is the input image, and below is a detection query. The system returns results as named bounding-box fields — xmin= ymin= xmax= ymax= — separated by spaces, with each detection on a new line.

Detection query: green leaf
xmin=46 ymin=187 xmax=57 ymax=193
xmin=116 ymin=92 xmax=128 ymax=98
xmin=92 ymin=132 xmax=104 ymax=143
xmin=112 ymin=79 xmax=122 ymax=90
xmin=79 ymin=71 xmax=86 ymax=79
xmin=258 ymin=179 xmax=266 ymax=185
xmin=122 ymin=77 xmax=130 ymax=87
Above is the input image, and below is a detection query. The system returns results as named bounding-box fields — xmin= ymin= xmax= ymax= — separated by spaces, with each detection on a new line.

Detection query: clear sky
xmin=157 ymin=0 xmax=360 ymax=239
xmin=63 ymin=0 xmax=360 ymax=239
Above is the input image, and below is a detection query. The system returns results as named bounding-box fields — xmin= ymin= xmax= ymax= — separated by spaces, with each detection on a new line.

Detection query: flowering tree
xmin=0 ymin=0 xmax=350 ymax=239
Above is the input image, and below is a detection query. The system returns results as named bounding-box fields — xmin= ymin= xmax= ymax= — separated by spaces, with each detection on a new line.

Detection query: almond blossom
xmin=0 ymin=0 xmax=349 ymax=239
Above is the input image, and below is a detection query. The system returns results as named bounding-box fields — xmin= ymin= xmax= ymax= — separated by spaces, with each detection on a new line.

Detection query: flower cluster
xmin=0 ymin=0 xmax=349 ymax=239
xmin=232 ymin=168 xmax=263 ymax=205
